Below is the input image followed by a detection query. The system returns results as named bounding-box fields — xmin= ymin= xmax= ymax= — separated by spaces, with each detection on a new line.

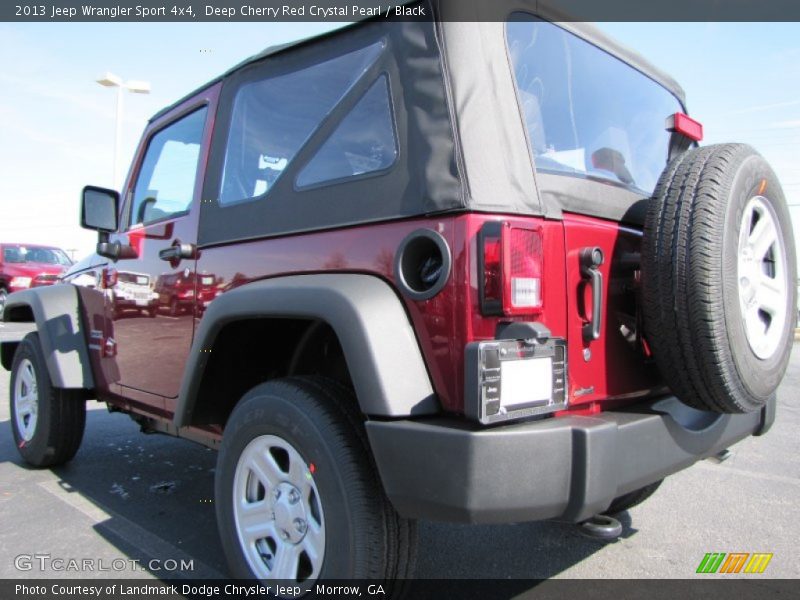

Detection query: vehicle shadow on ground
xmin=1 ymin=408 xmax=636 ymax=581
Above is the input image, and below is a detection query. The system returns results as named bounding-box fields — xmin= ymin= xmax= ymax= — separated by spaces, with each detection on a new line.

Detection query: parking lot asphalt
xmin=0 ymin=320 xmax=798 ymax=581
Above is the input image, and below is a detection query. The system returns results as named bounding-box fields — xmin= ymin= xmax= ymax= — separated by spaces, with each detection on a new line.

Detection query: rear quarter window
xmin=218 ymin=41 xmax=385 ymax=205
xmin=296 ymin=75 xmax=397 ymax=189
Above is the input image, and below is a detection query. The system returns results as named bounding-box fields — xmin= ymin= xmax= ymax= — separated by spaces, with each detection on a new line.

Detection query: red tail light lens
xmin=478 ymin=222 xmax=543 ymax=316
xmin=506 ymin=227 xmax=542 ymax=312
xmin=480 ymin=226 xmax=503 ymax=314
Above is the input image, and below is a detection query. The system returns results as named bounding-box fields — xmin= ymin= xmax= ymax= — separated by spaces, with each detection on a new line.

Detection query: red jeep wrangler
xmin=2 ymin=3 xmax=795 ymax=583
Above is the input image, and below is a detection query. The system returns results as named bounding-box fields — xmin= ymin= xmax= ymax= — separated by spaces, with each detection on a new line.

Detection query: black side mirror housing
xmin=81 ymin=186 xmax=119 ymax=233
xmin=81 ymin=186 xmax=122 ymax=259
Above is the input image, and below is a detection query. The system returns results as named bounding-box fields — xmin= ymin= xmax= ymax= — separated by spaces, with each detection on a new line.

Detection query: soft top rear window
xmin=506 ymin=15 xmax=683 ymax=196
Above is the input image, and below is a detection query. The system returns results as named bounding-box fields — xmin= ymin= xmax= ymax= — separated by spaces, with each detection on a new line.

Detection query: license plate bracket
xmin=465 ymin=337 xmax=567 ymax=425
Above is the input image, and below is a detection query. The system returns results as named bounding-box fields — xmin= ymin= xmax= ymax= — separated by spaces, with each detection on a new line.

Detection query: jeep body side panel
xmin=191 ymin=217 xmax=464 ymax=413
xmin=174 ymin=274 xmax=437 ymax=428
xmin=1 ymin=284 xmax=94 ymax=389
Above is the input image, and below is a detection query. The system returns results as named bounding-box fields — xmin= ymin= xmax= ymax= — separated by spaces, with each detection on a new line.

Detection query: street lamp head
xmin=96 ymin=72 xmax=122 ymax=87
xmin=126 ymin=80 xmax=151 ymax=94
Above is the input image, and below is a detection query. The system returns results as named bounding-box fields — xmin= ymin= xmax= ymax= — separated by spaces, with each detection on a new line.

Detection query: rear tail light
xmin=479 ymin=225 xmax=503 ymax=313
xmin=507 ymin=227 xmax=542 ymax=311
xmin=478 ymin=222 xmax=543 ymax=316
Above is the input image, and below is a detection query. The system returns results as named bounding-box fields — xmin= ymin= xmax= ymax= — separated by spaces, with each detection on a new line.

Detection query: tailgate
xmin=562 ymin=212 xmax=662 ymax=408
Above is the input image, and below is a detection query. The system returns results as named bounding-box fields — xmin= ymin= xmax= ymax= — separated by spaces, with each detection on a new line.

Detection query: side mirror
xmin=81 ymin=186 xmax=119 ymax=233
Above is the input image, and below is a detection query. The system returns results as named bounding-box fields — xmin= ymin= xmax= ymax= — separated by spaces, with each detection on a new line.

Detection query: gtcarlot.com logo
xmin=14 ymin=554 xmax=194 ymax=573
xmin=696 ymin=552 xmax=773 ymax=574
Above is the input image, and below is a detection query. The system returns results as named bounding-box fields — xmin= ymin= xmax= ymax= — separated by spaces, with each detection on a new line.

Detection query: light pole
xmin=96 ymin=72 xmax=151 ymax=189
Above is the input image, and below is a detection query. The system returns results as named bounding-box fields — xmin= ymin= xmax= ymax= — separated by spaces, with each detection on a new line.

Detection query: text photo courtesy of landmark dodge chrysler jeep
xmin=2 ymin=1 xmax=796 ymax=584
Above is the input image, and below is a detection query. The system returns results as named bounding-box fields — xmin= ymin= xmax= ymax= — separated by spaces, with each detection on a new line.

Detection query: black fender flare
xmin=174 ymin=274 xmax=438 ymax=427
xmin=1 ymin=284 xmax=94 ymax=389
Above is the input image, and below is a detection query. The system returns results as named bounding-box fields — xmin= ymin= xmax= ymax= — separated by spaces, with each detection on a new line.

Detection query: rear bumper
xmin=366 ymin=395 xmax=774 ymax=524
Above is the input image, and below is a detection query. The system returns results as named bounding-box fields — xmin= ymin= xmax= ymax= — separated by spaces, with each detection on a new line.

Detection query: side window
xmin=296 ymin=75 xmax=397 ymax=188
xmin=130 ymin=107 xmax=207 ymax=226
xmin=219 ymin=42 xmax=384 ymax=206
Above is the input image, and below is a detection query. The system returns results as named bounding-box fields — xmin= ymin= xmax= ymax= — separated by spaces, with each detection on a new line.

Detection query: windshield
xmin=506 ymin=16 xmax=683 ymax=195
xmin=3 ymin=245 xmax=72 ymax=266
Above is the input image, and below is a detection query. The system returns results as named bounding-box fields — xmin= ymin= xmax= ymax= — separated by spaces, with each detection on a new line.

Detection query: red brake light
xmin=482 ymin=233 xmax=502 ymax=310
xmin=668 ymin=112 xmax=703 ymax=142
xmin=478 ymin=222 xmax=543 ymax=316
xmin=505 ymin=227 xmax=542 ymax=313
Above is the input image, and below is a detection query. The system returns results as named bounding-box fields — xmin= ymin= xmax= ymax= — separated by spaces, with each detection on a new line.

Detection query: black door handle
xmin=580 ymin=247 xmax=604 ymax=342
xmin=159 ymin=243 xmax=195 ymax=262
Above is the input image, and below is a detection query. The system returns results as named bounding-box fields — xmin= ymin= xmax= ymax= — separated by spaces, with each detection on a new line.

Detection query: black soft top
xmin=150 ymin=1 xmax=688 ymax=243
xmin=150 ymin=0 xmax=685 ymax=124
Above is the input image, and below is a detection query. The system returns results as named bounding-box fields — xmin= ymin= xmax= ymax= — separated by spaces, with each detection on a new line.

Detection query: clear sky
xmin=1 ymin=21 xmax=799 ymax=261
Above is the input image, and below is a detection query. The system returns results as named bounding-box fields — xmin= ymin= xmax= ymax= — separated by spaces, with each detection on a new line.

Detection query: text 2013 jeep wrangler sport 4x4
xmin=3 ymin=1 xmax=796 ymax=583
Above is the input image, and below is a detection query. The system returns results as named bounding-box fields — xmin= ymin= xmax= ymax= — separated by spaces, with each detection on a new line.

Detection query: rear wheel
xmin=642 ymin=144 xmax=796 ymax=413
xmin=215 ymin=376 xmax=416 ymax=583
xmin=10 ymin=332 xmax=86 ymax=467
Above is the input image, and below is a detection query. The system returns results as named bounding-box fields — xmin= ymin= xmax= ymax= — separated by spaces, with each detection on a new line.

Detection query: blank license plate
xmin=500 ymin=357 xmax=553 ymax=408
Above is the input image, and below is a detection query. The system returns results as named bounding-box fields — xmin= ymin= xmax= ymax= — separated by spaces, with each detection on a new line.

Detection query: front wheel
xmin=10 ymin=332 xmax=86 ymax=467
xmin=215 ymin=377 xmax=416 ymax=583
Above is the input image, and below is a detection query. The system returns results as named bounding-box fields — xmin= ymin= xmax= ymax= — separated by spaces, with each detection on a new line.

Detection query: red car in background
xmin=0 ymin=244 xmax=73 ymax=316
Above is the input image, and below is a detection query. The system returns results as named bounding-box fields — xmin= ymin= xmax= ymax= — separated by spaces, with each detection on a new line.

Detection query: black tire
xmin=642 ymin=144 xmax=796 ymax=413
xmin=604 ymin=480 xmax=663 ymax=515
xmin=215 ymin=376 xmax=417 ymax=583
xmin=9 ymin=332 xmax=86 ymax=467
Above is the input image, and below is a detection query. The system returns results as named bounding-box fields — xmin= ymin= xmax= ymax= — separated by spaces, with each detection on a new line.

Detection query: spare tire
xmin=642 ymin=144 xmax=796 ymax=413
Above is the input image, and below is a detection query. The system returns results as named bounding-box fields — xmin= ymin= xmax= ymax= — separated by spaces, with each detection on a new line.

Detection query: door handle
xmin=159 ymin=243 xmax=196 ymax=262
xmin=580 ymin=247 xmax=604 ymax=342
